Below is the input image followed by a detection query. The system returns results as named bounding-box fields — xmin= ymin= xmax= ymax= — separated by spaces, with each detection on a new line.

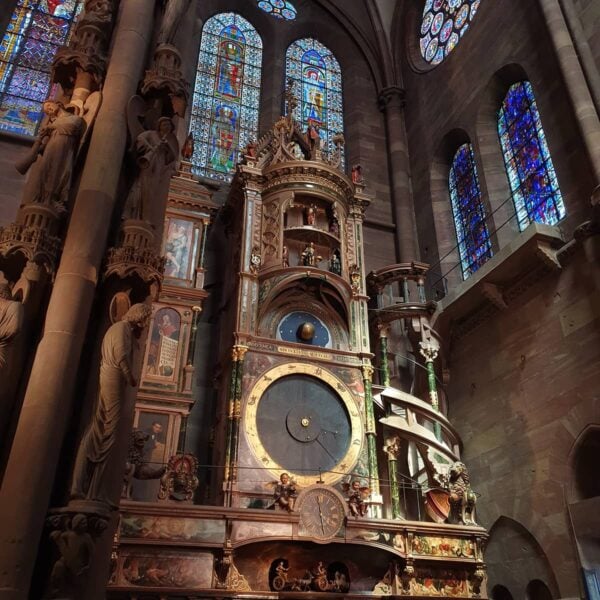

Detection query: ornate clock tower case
xmin=216 ymin=97 xmax=380 ymax=512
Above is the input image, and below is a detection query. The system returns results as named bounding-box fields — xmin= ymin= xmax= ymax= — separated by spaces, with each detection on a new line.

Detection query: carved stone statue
xmin=70 ymin=304 xmax=152 ymax=505
xmin=282 ymin=245 xmax=289 ymax=268
xmin=0 ymin=282 xmax=24 ymax=375
xmin=305 ymin=206 xmax=316 ymax=226
xmin=124 ymin=116 xmax=178 ymax=227
xmin=272 ymin=472 xmax=298 ymax=512
xmin=157 ymin=0 xmax=193 ymax=45
xmin=17 ymin=101 xmax=86 ymax=209
xmin=328 ymin=204 xmax=340 ymax=236
xmin=122 ymin=430 xmax=167 ymax=499
xmin=446 ymin=461 xmax=477 ymax=525
xmin=181 ymin=132 xmax=194 ymax=160
xmin=48 ymin=514 xmax=95 ymax=599
xmin=351 ymin=164 xmax=364 ymax=185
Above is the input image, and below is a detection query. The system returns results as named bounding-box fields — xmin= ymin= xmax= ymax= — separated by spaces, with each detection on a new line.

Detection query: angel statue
xmin=269 ymin=472 xmax=298 ymax=512
xmin=123 ymin=102 xmax=179 ymax=230
xmin=342 ymin=480 xmax=370 ymax=517
xmin=16 ymin=97 xmax=100 ymax=210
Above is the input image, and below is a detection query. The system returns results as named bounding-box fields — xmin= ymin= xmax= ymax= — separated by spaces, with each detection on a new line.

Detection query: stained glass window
xmin=189 ymin=13 xmax=262 ymax=181
xmin=286 ymin=38 xmax=344 ymax=163
xmin=0 ymin=0 xmax=83 ymax=136
xmin=498 ymin=81 xmax=565 ymax=231
xmin=449 ymin=143 xmax=492 ymax=279
xmin=420 ymin=0 xmax=481 ymax=66
xmin=257 ymin=0 xmax=297 ymax=21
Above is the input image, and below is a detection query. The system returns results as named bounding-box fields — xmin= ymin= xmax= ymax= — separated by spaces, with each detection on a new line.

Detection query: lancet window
xmin=0 ymin=0 xmax=83 ymax=135
xmin=498 ymin=81 xmax=565 ymax=231
xmin=285 ymin=38 xmax=344 ymax=163
xmin=189 ymin=12 xmax=262 ymax=181
xmin=449 ymin=143 xmax=492 ymax=279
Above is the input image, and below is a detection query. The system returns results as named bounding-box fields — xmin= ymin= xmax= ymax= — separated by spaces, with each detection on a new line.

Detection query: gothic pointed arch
xmin=498 ymin=81 xmax=566 ymax=231
xmin=449 ymin=142 xmax=492 ymax=279
xmin=188 ymin=12 xmax=263 ymax=181
xmin=285 ymin=37 xmax=344 ymax=163
xmin=0 ymin=0 xmax=83 ymax=135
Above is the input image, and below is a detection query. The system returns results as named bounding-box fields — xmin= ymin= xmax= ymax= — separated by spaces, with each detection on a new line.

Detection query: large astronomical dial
xmin=245 ymin=363 xmax=363 ymax=487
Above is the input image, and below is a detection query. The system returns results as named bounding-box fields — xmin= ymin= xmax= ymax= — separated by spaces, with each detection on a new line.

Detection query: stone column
xmin=378 ymin=86 xmax=418 ymax=262
xmin=419 ymin=342 xmax=442 ymax=441
xmin=0 ymin=2 xmax=156 ymax=597
xmin=538 ymin=0 xmax=600 ymax=189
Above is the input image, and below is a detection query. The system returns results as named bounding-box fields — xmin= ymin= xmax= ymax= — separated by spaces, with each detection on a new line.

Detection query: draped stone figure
xmin=123 ymin=117 xmax=178 ymax=227
xmin=70 ymin=304 xmax=152 ymax=504
xmin=157 ymin=0 xmax=192 ymax=45
xmin=0 ymin=283 xmax=24 ymax=376
xmin=18 ymin=101 xmax=86 ymax=209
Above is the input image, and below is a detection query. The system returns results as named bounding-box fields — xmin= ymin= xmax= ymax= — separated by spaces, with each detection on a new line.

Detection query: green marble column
xmin=420 ymin=343 xmax=442 ymax=441
xmin=362 ymin=364 xmax=380 ymax=500
xmin=384 ymin=437 xmax=402 ymax=519
xmin=378 ymin=325 xmax=391 ymax=387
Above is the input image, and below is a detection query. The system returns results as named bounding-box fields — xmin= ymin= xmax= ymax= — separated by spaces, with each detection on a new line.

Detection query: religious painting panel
xmin=142 ymin=306 xmax=183 ymax=385
xmin=120 ymin=514 xmax=225 ymax=544
xmin=130 ymin=410 xmax=172 ymax=502
xmin=112 ymin=549 xmax=214 ymax=588
xmin=163 ymin=217 xmax=196 ymax=282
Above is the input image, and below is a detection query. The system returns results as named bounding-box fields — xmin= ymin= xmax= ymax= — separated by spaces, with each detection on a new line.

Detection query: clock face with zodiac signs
xmin=245 ymin=363 xmax=363 ymax=487
xmin=296 ymin=485 xmax=346 ymax=540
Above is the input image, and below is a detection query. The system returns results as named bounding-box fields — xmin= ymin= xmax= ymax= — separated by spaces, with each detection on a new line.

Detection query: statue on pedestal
xmin=16 ymin=100 xmax=86 ymax=210
xmin=329 ymin=250 xmax=341 ymax=276
xmin=48 ymin=514 xmax=95 ymax=599
xmin=70 ymin=304 xmax=152 ymax=505
xmin=343 ymin=480 xmax=370 ymax=517
xmin=0 ymin=282 xmax=24 ymax=375
xmin=124 ymin=116 xmax=178 ymax=227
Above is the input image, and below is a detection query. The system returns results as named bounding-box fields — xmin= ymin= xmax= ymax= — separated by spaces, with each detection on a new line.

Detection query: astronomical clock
xmin=109 ymin=95 xmax=489 ymax=599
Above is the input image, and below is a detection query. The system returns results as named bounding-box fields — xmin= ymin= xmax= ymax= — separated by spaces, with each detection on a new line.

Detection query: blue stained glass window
xmin=498 ymin=81 xmax=565 ymax=231
xmin=257 ymin=0 xmax=297 ymax=21
xmin=285 ymin=38 xmax=344 ymax=164
xmin=449 ymin=143 xmax=492 ymax=279
xmin=189 ymin=13 xmax=262 ymax=181
xmin=0 ymin=0 xmax=83 ymax=136
xmin=420 ymin=0 xmax=481 ymax=66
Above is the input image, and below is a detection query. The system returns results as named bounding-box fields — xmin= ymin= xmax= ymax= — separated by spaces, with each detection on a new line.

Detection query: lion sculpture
xmin=447 ymin=461 xmax=477 ymax=525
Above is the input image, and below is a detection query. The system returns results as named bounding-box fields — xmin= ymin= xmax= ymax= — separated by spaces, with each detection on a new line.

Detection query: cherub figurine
xmin=272 ymin=472 xmax=298 ymax=512
xmin=343 ymin=480 xmax=370 ymax=517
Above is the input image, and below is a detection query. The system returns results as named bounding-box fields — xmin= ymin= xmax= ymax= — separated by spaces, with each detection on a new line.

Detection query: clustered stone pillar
xmin=419 ymin=342 xmax=442 ymax=442
xmin=378 ymin=86 xmax=417 ymax=263
xmin=224 ymin=344 xmax=248 ymax=505
xmin=538 ymin=0 xmax=600 ymax=192
xmin=0 ymin=2 xmax=156 ymax=598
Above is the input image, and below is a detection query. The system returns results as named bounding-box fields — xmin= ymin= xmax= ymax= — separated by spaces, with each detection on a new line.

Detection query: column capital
xmin=384 ymin=436 xmax=401 ymax=459
xmin=378 ymin=86 xmax=406 ymax=112
xmin=362 ymin=363 xmax=375 ymax=381
xmin=419 ymin=341 xmax=439 ymax=363
xmin=231 ymin=345 xmax=249 ymax=362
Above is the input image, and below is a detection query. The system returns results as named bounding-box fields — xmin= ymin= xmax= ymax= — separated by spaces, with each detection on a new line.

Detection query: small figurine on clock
xmin=343 ymin=480 xmax=370 ymax=517
xmin=271 ymin=472 xmax=298 ymax=512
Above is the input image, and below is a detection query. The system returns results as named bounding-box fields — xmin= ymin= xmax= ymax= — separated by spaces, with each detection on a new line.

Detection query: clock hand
xmin=315 ymin=434 xmax=338 ymax=463
xmin=316 ymin=496 xmax=325 ymax=535
xmin=320 ymin=428 xmax=338 ymax=437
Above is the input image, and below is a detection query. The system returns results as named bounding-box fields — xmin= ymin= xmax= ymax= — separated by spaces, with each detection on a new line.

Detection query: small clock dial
xmin=278 ymin=311 xmax=331 ymax=348
xmin=256 ymin=375 xmax=351 ymax=478
xmin=298 ymin=486 xmax=345 ymax=540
